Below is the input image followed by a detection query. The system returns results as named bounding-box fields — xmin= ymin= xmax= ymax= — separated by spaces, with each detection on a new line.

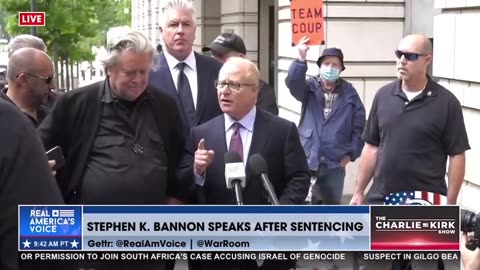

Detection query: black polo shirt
xmin=363 ymin=78 xmax=470 ymax=203
xmin=0 ymin=87 xmax=47 ymax=127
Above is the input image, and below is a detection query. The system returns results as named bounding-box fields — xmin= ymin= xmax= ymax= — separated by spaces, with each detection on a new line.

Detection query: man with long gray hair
xmin=38 ymin=31 xmax=186 ymax=269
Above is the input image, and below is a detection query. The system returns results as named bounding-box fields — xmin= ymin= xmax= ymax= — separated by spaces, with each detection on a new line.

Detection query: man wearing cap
xmin=202 ymin=33 xmax=279 ymax=115
xmin=285 ymin=36 xmax=366 ymax=205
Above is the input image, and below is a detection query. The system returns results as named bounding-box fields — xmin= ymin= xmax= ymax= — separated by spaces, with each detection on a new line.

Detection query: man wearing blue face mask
xmin=285 ymin=36 xmax=366 ymax=205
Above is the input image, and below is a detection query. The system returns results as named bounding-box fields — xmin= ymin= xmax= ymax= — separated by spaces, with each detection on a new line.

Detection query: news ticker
xmin=19 ymin=251 xmax=460 ymax=263
xmin=19 ymin=205 xmax=460 ymax=252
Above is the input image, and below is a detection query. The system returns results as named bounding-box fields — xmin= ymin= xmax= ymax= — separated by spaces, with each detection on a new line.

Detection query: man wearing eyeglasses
xmin=202 ymin=32 xmax=279 ymax=116
xmin=178 ymin=57 xmax=310 ymax=270
xmin=0 ymin=48 xmax=54 ymax=128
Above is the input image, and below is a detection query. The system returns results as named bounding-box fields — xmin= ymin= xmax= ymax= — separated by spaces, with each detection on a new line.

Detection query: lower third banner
xmin=19 ymin=206 xmax=370 ymax=252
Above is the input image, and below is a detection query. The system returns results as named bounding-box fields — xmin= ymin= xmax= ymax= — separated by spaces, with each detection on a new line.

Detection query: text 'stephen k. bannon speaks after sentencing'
xmin=18 ymin=205 xmax=461 ymax=266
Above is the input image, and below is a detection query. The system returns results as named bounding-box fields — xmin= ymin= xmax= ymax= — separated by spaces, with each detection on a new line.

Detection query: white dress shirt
xmin=163 ymin=50 xmax=199 ymax=109
xmin=195 ymin=107 xmax=257 ymax=186
xmin=224 ymin=106 xmax=256 ymax=166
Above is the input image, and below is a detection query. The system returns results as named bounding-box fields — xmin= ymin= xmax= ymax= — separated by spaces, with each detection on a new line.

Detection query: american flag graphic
xmin=58 ymin=210 xmax=75 ymax=217
xmin=384 ymin=191 xmax=447 ymax=205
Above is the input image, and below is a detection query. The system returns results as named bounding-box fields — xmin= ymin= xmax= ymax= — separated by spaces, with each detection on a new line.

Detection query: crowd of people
xmin=0 ymin=0 xmax=477 ymax=269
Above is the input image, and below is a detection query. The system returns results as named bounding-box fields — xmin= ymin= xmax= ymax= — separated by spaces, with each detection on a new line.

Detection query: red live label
xmin=18 ymin=12 xmax=45 ymax=26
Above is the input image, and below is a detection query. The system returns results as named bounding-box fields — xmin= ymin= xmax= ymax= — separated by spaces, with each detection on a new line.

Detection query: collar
xmin=26 ymin=107 xmax=46 ymax=127
xmin=224 ymin=106 xmax=256 ymax=133
xmin=102 ymin=80 xmax=115 ymax=103
xmin=101 ymin=79 xmax=149 ymax=104
xmin=2 ymin=87 xmax=45 ymax=126
xmin=0 ymin=87 xmax=13 ymax=104
xmin=163 ymin=49 xmax=197 ymax=71
xmin=392 ymin=75 xmax=437 ymax=99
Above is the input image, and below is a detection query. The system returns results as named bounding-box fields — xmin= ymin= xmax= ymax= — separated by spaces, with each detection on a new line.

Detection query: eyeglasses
xmin=395 ymin=50 xmax=427 ymax=61
xmin=214 ymin=80 xmax=256 ymax=92
xmin=17 ymin=73 xmax=54 ymax=84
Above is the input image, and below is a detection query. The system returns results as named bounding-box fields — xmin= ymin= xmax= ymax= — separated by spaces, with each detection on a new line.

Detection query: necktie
xmin=177 ymin=62 xmax=196 ymax=128
xmin=229 ymin=122 xmax=244 ymax=161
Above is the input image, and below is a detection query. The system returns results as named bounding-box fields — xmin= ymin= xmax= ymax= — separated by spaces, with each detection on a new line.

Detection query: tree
xmin=0 ymin=0 xmax=131 ymax=90
xmin=0 ymin=7 xmax=9 ymax=39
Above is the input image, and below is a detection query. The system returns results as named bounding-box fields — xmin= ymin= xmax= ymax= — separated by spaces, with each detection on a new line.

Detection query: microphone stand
xmin=233 ymin=180 xmax=243 ymax=205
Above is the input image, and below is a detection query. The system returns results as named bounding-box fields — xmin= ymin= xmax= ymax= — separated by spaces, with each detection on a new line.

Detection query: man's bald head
xmin=7 ymin=48 xmax=53 ymax=82
xmin=220 ymin=57 xmax=260 ymax=86
xmin=399 ymin=34 xmax=433 ymax=55
xmin=396 ymin=34 xmax=433 ymax=82
xmin=217 ymin=57 xmax=260 ymax=120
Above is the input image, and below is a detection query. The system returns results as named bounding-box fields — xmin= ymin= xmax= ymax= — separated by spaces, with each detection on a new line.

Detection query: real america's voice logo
xmin=19 ymin=206 xmax=82 ymax=251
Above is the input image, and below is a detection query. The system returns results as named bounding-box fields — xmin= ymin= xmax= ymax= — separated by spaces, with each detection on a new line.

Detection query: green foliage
xmin=0 ymin=0 xmax=131 ymax=62
xmin=0 ymin=7 xmax=9 ymax=38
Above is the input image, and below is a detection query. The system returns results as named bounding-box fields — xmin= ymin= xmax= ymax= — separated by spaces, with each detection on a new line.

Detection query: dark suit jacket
xmin=179 ymin=109 xmax=310 ymax=205
xmin=149 ymin=52 xmax=223 ymax=130
xmin=38 ymin=80 xmax=186 ymax=203
xmin=179 ymin=109 xmax=310 ymax=270
xmin=0 ymin=99 xmax=74 ymax=270
xmin=258 ymin=80 xmax=278 ymax=115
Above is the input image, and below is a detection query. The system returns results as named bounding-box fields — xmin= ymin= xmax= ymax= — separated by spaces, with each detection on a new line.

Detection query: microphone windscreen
xmin=224 ymin=151 xmax=242 ymax=164
xmin=248 ymin=153 xmax=268 ymax=176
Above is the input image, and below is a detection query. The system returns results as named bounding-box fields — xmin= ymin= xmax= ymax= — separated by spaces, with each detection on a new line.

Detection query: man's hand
xmin=297 ymin=36 xmax=310 ymax=62
xmin=340 ymin=155 xmax=351 ymax=167
xmin=461 ymin=232 xmax=480 ymax=270
xmin=349 ymin=193 xmax=364 ymax=205
xmin=48 ymin=160 xmax=56 ymax=176
xmin=166 ymin=197 xmax=184 ymax=205
xmin=194 ymin=139 xmax=214 ymax=176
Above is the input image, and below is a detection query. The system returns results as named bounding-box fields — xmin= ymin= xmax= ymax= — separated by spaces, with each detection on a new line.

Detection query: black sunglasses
xmin=17 ymin=73 xmax=54 ymax=84
xmin=395 ymin=50 xmax=427 ymax=61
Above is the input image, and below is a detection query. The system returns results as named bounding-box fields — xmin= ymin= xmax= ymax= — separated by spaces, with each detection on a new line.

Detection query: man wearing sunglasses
xmin=202 ymin=32 xmax=279 ymax=116
xmin=1 ymin=48 xmax=55 ymax=128
xmin=7 ymin=34 xmax=58 ymax=111
xmin=351 ymin=34 xmax=469 ymax=206
xmin=351 ymin=34 xmax=469 ymax=270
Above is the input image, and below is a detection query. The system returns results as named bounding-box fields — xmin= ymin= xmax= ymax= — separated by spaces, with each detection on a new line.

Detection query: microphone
xmin=248 ymin=153 xmax=280 ymax=205
xmin=224 ymin=152 xmax=246 ymax=205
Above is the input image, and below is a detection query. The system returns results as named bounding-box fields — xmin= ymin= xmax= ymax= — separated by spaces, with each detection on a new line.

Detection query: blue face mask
xmin=320 ymin=66 xmax=340 ymax=82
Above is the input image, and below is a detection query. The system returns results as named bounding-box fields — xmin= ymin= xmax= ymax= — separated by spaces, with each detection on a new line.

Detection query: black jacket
xmin=258 ymin=80 xmax=278 ymax=115
xmin=0 ymin=99 xmax=72 ymax=270
xmin=38 ymin=80 xmax=186 ymax=203
xmin=149 ymin=52 xmax=223 ymax=131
